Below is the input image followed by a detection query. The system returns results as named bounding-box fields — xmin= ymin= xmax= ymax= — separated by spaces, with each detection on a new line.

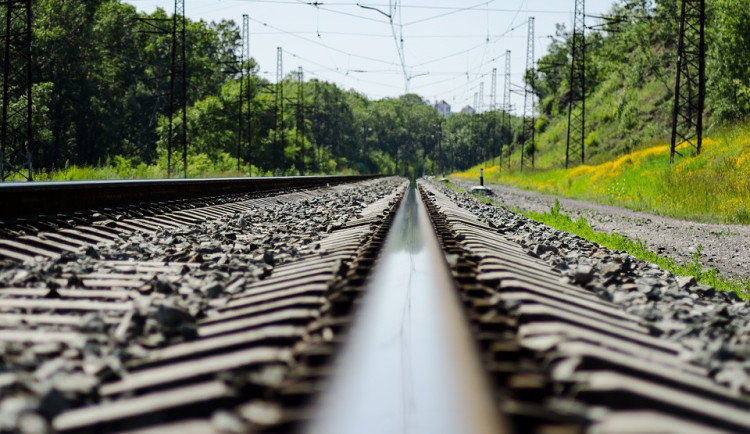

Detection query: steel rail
xmin=307 ymin=186 xmax=507 ymax=434
xmin=0 ymin=175 xmax=382 ymax=220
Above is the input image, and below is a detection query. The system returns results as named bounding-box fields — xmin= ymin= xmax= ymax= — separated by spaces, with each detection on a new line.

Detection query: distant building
xmin=434 ymin=100 xmax=451 ymax=117
xmin=461 ymin=105 xmax=476 ymax=114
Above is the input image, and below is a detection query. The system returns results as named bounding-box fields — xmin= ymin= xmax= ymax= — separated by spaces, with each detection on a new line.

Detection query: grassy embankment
xmin=443 ymin=181 xmax=749 ymax=299
xmin=454 ymin=121 xmax=750 ymax=224
xmin=6 ymin=154 xmax=357 ymax=181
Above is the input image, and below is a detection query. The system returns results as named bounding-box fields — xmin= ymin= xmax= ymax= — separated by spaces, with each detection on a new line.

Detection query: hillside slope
xmin=455 ymin=121 xmax=750 ymax=223
xmin=518 ymin=0 xmax=750 ymax=168
xmin=453 ymin=0 xmax=750 ymax=224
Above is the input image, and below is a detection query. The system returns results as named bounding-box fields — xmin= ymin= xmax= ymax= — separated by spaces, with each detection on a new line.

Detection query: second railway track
xmin=0 ymin=175 xmax=748 ymax=433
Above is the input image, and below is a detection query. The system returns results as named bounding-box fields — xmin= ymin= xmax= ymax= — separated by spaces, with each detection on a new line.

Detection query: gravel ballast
xmin=0 ymin=177 xmax=406 ymax=432
xmin=433 ymin=179 xmax=750 ymax=396
xmin=453 ymin=179 xmax=750 ymax=281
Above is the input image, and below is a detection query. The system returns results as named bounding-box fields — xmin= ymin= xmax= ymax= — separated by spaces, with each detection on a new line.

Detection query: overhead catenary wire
xmin=235 ymin=0 xmax=563 ymax=104
xmin=138 ymin=0 xmax=589 ymax=106
xmin=285 ymin=50 xmax=405 ymax=90
xmin=246 ymin=15 xmax=398 ymax=67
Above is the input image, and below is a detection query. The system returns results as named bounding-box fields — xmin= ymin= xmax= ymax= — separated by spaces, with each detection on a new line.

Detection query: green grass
xmin=442 ymin=181 xmax=750 ymax=300
xmin=454 ymin=120 xmax=750 ymax=224
xmin=4 ymin=152 xmax=356 ymax=182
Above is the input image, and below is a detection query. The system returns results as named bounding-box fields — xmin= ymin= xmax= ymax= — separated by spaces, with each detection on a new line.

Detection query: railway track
xmin=0 ymin=176 xmax=748 ymax=433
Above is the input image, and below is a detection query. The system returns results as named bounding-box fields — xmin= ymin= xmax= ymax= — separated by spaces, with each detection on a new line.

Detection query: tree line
xmin=5 ymin=0 xmax=748 ymax=179
xmin=1 ymin=0 xmax=525 ymax=179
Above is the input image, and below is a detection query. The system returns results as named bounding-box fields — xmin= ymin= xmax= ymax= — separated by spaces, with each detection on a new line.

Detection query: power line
xmin=248 ymin=31 xmax=555 ymax=39
xmin=411 ymin=21 xmax=526 ymax=69
xmin=224 ymin=0 xmax=572 ymax=14
xmin=285 ymin=50 xmax=405 ymax=90
xmin=247 ymin=15 xmax=397 ymax=67
xmin=402 ymin=0 xmax=497 ymax=27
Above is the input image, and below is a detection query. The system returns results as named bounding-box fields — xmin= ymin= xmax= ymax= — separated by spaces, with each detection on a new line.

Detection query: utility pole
xmin=565 ymin=0 xmax=586 ymax=168
xmin=503 ymin=50 xmax=511 ymax=169
xmin=521 ymin=17 xmax=535 ymax=170
xmin=242 ymin=14 xmax=251 ymax=175
xmin=436 ymin=119 xmax=443 ymax=176
xmin=472 ymin=91 xmax=479 ymax=165
xmin=489 ymin=68 xmax=497 ymax=166
xmin=296 ymin=66 xmax=305 ymax=175
xmin=274 ymin=47 xmax=284 ymax=170
xmin=670 ymin=0 xmax=705 ymax=164
xmin=237 ymin=15 xmax=246 ymax=172
xmin=489 ymin=68 xmax=497 ymax=111
xmin=167 ymin=0 xmax=187 ymax=178
xmin=1 ymin=0 xmax=32 ymax=181
xmin=478 ymin=81 xmax=484 ymax=113
xmin=478 ymin=81 xmax=485 ymax=163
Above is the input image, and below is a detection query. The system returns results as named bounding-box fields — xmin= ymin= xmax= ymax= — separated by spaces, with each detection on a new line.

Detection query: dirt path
xmin=453 ymin=179 xmax=750 ymax=281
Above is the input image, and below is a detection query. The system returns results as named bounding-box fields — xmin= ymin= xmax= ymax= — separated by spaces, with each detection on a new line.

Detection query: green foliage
xmin=551 ymin=197 xmax=561 ymax=215
xmin=708 ymin=0 xmax=750 ymax=120
xmin=7 ymin=0 xmax=525 ymax=180
xmin=20 ymin=0 xmax=750 ymax=181
xmin=457 ymin=120 xmax=750 ymax=224
xmin=19 ymin=0 xmax=240 ymax=173
xmin=27 ymin=152 xmax=269 ymax=181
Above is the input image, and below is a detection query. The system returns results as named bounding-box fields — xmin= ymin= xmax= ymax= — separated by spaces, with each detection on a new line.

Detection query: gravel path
xmin=453 ymin=179 xmax=750 ymax=281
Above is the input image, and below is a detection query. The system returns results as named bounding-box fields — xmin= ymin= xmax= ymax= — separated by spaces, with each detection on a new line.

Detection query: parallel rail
xmin=0 ymin=175 xmax=382 ymax=220
xmin=417 ymin=179 xmax=750 ymax=433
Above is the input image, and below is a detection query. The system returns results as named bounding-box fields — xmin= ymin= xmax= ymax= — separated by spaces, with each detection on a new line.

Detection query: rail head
xmin=0 ymin=175 xmax=384 ymax=221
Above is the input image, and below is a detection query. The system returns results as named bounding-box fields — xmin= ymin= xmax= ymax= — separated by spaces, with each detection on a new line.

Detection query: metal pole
xmin=670 ymin=0 xmax=688 ymax=165
xmin=670 ymin=0 xmax=705 ymax=163
xmin=179 ymin=0 xmax=187 ymax=178
xmin=1 ymin=1 xmax=14 ymax=182
xmin=297 ymin=66 xmax=304 ymax=175
xmin=24 ymin=0 xmax=32 ymax=180
xmin=503 ymin=50 xmax=511 ymax=170
xmin=275 ymin=47 xmax=284 ymax=172
xmin=237 ymin=26 xmax=244 ymax=173
xmin=521 ymin=17 xmax=535 ymax=171
xmin=1 ymin=0 xmax=32 ymax=182
xmin=565 ymin=0 xmax=586 ymax=168
xmin=696 ymin=0 xmax=705 ymax=155
xmin=243 ymin=14 xmax=251 ymax=175
xmin=490 ymin=68 xmax=497 ymax=166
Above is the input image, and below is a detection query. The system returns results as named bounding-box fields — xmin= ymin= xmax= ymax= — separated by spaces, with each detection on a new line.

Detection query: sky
xmin=124 ymin=0 xmax=618 ymax=113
